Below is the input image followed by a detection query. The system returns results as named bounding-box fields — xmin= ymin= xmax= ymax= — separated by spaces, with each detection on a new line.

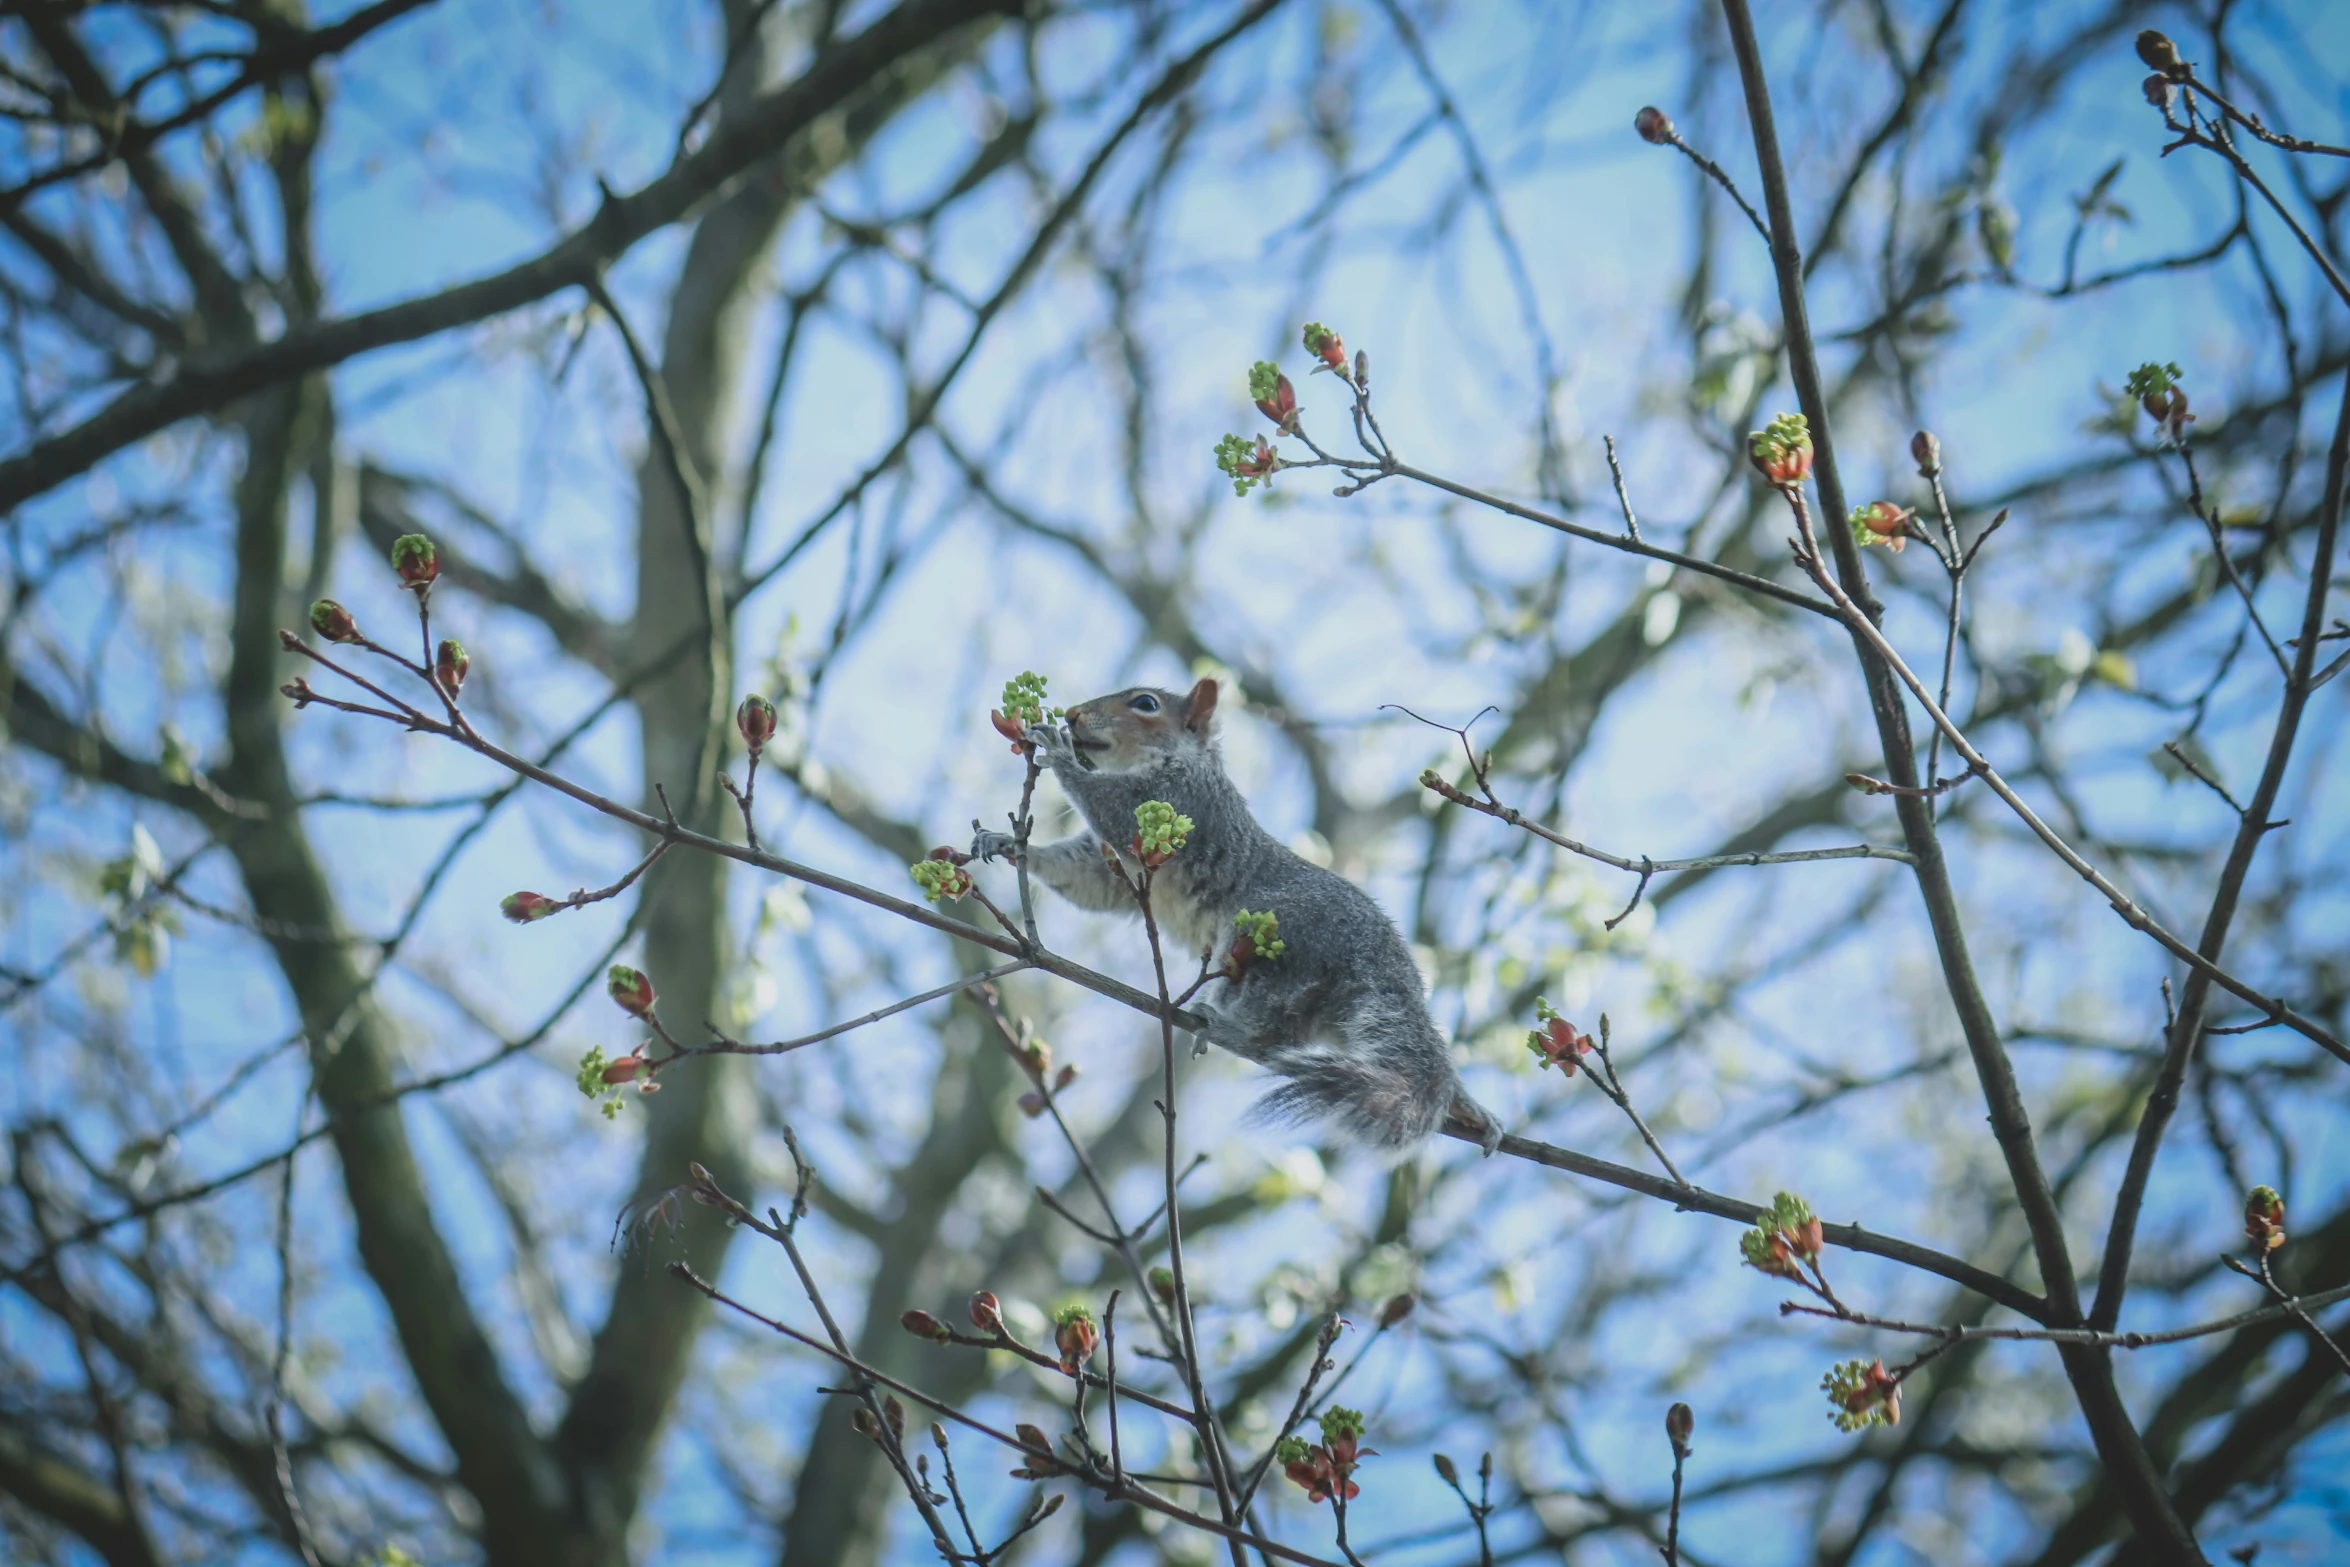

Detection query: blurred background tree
xmin=0 ymin=1 xmax=2343 ymax=1564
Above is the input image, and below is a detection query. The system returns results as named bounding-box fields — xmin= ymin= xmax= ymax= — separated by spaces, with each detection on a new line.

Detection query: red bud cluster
xmin=1830 ymin=1359 xmax=1903 ymax=1428
xmin=1278 ymin=1407 xmax=1374 ymax=1505
xmin=600 ymin=1051 xmax=648 ymax=1085
xmin=969 ymin=1291 xmax=1004 ymax=1334
xmin=1740 ymin=1192 xmax=1825 ymax=1280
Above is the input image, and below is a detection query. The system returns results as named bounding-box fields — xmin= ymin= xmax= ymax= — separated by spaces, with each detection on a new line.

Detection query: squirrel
xmin=972 ymin=677 xmax=1503 ymax=1157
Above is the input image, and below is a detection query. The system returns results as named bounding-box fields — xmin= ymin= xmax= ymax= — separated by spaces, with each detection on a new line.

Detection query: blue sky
xmin=6 ymin=0 xmax=2350 ymax=1561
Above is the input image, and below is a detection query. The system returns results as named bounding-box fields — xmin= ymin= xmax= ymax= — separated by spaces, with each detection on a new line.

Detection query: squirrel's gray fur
xmin=973 ymin=679 xmax=1502 ymax=1157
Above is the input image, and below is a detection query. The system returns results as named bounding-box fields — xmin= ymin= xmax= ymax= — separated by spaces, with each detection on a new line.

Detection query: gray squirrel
xmin=972 ymin=677 xmax=1503 ymax=1156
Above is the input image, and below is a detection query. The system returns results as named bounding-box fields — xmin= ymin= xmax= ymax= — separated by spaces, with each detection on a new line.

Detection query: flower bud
xmin=1302 ymin=321 xmax=1347 ymax=372
xmin=309 ymin=599 xmax=362 ymax=644
xmin=1148 ymin=1265 xmax=1176 ymax=1305
xmin=600 ymin=1052 xmax=646 ymax=1084
xmin=884 ymin=1396 xmax=905 ymax=1440
xmin=1850 ymin=500 xmax=1917 ymax=553
xmin=1017 ymin=1091 xmax=1046 ymax=1119
xmin=1053 ymin=1303 xmax=1099 ymax=1372
xmin=1747 ymin=412 xmax=1813 ymax=486
xmin=1910 ymin=429 xmax=1940 ymax=477
xmin=1635 ymin=106 xmax=1675 ymax=145
xmin=1524 ymin=1000 xmax=1592 ymax=1074
xmin=2142 ymin=73 xmax=2174 ymax=109
xmin=2245 ymin=1185 xmax=2286 ymax=1251
xmin=435 ymin=638 xmax=469 ymax=697
xmin=736 ymin=693 xmax=777 ymax=754
xmin=607 ymin=964 xmax=656 ymax=1018
xmin=1249 ymin=361 xmax=1300 ymax=435
xmin=1666 ymin=1402 xmax=1695 ymax=1455
xmin=851 ymin=1407 xmax=881 ymax=1439
xmin=1052 ymin=1063 xmax=1077 ymax=1091
xmin=2135 ymin=29 xmax=2185 ymax=79
xmin=501 ymin=890 xmax=561 ymax=923
xmin=1354 ymin=348 xmax=1368 ymax=388
xmin=1133 ymin=800 xmax=1194 ymax=868
xmin=970 ymin=1291 xmax=1003 ymax=1333
xmin=900 ymin=1309 xmax=954 ymax=1343
xmin=1378 ymin=1292 xmax=1417 ymax=1327
xmin=909 ymin=855 xmax=974 ymax=903
xmin=391 ymin=532 xmax=439 ymax=591
xmin=1432 ymin=1452 xmax=1459 ymax=1485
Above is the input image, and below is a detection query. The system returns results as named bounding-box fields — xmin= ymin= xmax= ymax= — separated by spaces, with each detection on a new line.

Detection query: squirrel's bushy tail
xmin=1252 ymin=1032 xmax=1459 ymax=1155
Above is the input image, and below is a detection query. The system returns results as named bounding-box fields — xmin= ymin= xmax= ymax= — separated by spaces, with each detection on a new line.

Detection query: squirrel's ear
xmin=1183 ymin=677 xmax=1220 ymax=735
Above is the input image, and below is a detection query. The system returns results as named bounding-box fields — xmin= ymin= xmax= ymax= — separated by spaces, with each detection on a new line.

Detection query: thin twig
xmin=1604 ymin=434 xmax=1640 ymax=540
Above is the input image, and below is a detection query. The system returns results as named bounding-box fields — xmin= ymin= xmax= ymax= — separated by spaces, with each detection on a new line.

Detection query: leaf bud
xmin=1666 ymin=1401 xmax=1695 ymax=1456
xmin=2135 ymin=29 xmax=2186 ymax=79
xmin=1910 ymin=429 xmax=1941 ymax=477
xmin=1378 ymin=1291 xmax=1417 ymax=1327
xmin=1634 ymin=106 xmax=1675 ymax=145
xmin=969 ymin=1290 xmax=1003 ymax=1333
xmin=900 ymin=1309 xmax=954 ymax=1343
xmin=1432 ymin=1452 xmax=1459 ymax=1485
xmin=736 ymin=693 xmax=778 ymax=754
xmin=501 ymin=891 xmax=561 ymax=923
xmin=435 ymin=638 xmax=468 ymax=697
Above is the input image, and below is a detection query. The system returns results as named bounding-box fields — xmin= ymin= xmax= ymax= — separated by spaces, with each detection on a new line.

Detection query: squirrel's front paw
xmin=1024 ymin=722 xmax=1079 ymax=767
xmin=970 ymin=827 xmax=1020 ymax=865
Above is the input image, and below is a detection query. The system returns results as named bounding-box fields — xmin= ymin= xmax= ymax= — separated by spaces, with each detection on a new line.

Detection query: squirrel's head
xmin=1063 ymin=678 xmax=1219 ymax=773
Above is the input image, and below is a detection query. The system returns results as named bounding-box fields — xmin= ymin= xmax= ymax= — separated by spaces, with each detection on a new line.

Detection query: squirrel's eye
xmin=1128 ymin=693 xmax=1160 ymax=714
